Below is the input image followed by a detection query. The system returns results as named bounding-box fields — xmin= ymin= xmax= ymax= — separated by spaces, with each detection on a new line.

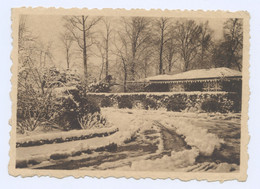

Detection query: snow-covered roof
xmin=145 ymin=67 xmax=242 ymax=82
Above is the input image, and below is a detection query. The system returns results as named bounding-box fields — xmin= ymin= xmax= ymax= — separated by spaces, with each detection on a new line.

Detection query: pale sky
xmin=24 ymin=15 xmax=227 ymax=78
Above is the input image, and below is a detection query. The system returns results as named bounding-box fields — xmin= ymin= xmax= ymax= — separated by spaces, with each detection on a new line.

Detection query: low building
xmin=145 ymin=67 xmax=242 ymax=93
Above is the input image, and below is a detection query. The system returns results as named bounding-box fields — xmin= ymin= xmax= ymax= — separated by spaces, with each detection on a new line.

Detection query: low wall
xmin=87 ymin=92 xmax=241 ymax=113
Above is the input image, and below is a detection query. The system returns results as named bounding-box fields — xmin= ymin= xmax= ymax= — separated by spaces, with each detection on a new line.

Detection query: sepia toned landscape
xmin=10 ymin=8 xmax=249 ymax=180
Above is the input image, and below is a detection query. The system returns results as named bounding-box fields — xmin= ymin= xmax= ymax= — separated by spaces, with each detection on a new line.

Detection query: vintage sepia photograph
xmin=10 ymin=8 xmax=249 ymax=180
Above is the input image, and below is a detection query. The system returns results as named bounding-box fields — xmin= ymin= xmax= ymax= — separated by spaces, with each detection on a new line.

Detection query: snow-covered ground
xmin=16 ymin=107 xmax=240 ymax=172
xmin=100 ymin=108 xmax=240 ymax=172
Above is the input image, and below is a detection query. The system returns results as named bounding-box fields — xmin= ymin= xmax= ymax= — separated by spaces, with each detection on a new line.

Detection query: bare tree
xmin=64 ymin=16 xmax=102 ymax=85
xmin=38 ymin=41 xmax=54 ymax=67
xmin=96 ymin=42 xmax=106 ymax=80
xmin=60 ymin=31 xmax=74 ymax=70
xmin=120 ymin=17 xmax=151 ymax=80
xmin=18 ymin=16 xmax=44 ymax=94
xmin=114 ymin=32 xmax=130 ymax=92
xmin=139 ymin=47 xmax=154 ymax=78
xmin=96 ymin=18 xmax=113 ymax=81
xmin=103 ymin=19 xmax=112 ymax=80
xmin=18 ymin=16 xmax=58 ymax=98
xmin=18 ymin=16 xmax=38 ymax=69
xmin=194 ymin=21 xmax=213 ymax=69
xmin=161 ymin=24 xmax=180 ymax=73
xmin=153 ymin=17 xmax=172 ymax=74
xmin=117 ymin=54 xmax=128 ymax=92
xmin=19 ymin=16 xmax=33 ymax=54
xmin=164 ymin=40 xmax=178 ymax=73
xmin=175 ymin=20 xmax=202 ymax=71
xmin=212 ymin=18 xmax=243 ymax=71
xmin=223 ymin=18 xmax=243 ymax=71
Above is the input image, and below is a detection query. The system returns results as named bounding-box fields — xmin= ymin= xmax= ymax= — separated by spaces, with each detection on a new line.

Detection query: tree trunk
xmin=99 ymin=57 xmax=104 ymax=80
xmin=184 ymin=58 xmax=189 ymax=72
xmin=105 ymin=32 xmax=109 ymax=79
xmin=201 ymin=46 xmax=204 ymax=69
xmin=124 ymin=72 xmax=127 ymax=92
xmin=122 ymin=58 xmax=127 ymax=92
xmin=168 ymin=60 xmax=172 ymax=72
xmin=159 ymin=31 xmax=164 ymax=74
xmin=168 ymin=50 xmax=174 ymax=73
xmin=66 ymin=48 xmax=69 ymax=70
xmin=82 ymin=16 xmax=88 ymax=85
xmin=144 ymin=59 xmax=148 ymax=78
xmin=43 ymin=52 xmax=46 ymax=67
xmin=130 ymin=52 xmax=136 ymax=80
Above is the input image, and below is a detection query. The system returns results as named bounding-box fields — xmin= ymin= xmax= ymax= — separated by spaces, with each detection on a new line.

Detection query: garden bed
xmin=16 ymin=126 xmax=118 ymax=148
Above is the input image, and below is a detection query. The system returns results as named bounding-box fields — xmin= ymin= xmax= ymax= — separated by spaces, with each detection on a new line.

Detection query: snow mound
xmin=130 ymin=148 xmax=199 ymax=171
xmin=160 ymin=119 xmax=224 ymax=156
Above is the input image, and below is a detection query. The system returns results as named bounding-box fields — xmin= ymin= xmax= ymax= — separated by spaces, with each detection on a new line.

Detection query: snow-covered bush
xmin=201 ymin=95 xmax=240 ymax=113
xmin=166 ymin=96 xmax=186 ymax=112
xmin=88 ymin=82 xmax=110 ymax=93
xmin=52 ymin=88 xmax=101 ymax=130
xmin=17 ymin=86 xmax=60 ymax=134
xmin=201 ymin=98 xmax=219 ymax=112
xmin=100 ymin=97 xmax=113 ymax=107
xmin=117 ymin=96 xmax=133 ymax=109
xmin=142 ymin=97 xmax=158 ymax=110
xmin=223 ymin=93 xmax=241 ymax=113
xmin=16 ymin=64 xmax=84 ymax=134
xmin=78 ymin=112 xmax=108 ymax=129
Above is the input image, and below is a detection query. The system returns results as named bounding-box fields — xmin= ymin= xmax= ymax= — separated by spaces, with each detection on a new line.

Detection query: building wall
xmin=167 ymin=80 xmax=242 ymax=92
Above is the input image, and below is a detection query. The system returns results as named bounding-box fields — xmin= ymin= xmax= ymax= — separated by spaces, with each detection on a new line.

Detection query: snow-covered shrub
xmin=142 ymin=97 xmax=158 ymax=110
xmin=17 ymin=118 xmax=41 ymax=134
xmin=51 ymin=95 xmax=78 ymax=130
xmin=51 ymin=88 xmax=101 ymax=130
xmin=201 ymin=98 xmax=219 ymax=112
xmin=17 ymin=87 xmax=60 ymax=134
xmin=16 ymin=65 xmax=84 ymax=134
xmin=223 ymin=93 xmax=241 ymax=113
xmin=78 ymin=112 xmax=108 ymax=129
xmin=219 ymin=97 xmax=235 ymax=113
xmin=100 ymin=97 xmax=113 ymax=107
xmin=200 ymin=95 xmax=239 ymax=113
xmin=88 ymin=82 xmax=110 ymax=93
xmin=117 ymin=96 xmax=133 ymax=109
xmin=166 ymin=96 xmax=186 ymax=112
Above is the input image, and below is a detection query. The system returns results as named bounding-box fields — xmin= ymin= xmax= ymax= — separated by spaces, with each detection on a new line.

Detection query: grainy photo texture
xmin=10 ymin=8 xmax=250 ymax=181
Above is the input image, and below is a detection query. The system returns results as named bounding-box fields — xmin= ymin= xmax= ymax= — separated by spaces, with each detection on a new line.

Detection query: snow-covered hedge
xmin=88 ymin=92 xmax=241 ymax=113
xmin=16 ymin=126 xmax=118 ymax=148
